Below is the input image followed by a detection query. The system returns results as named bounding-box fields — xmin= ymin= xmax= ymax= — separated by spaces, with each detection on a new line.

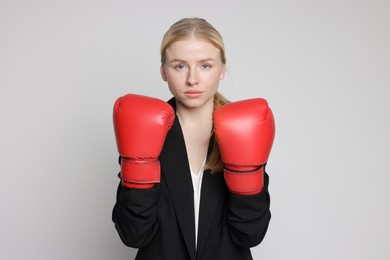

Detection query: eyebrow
xmin=168 ymin=58 xmax=216 ymax=64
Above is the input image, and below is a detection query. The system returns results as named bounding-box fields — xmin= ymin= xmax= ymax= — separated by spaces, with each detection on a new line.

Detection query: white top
xmin=190 ymin=159 xmax=205 ymax=250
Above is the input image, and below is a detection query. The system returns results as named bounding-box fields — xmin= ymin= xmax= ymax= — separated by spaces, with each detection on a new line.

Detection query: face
xmin=161 ymin=37 xmax=226 ymax=110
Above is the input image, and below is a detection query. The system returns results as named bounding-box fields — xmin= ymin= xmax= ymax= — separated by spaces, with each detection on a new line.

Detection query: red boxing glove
xmin=113 ymin=94 xmax=175 ymax=188
xmin=213 ymin=98 xmax=275 ymax=195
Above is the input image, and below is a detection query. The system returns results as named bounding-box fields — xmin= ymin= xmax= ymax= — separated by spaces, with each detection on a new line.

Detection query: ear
xmin=219 ymin=64 xmax=226 ymax=80
xmin=160 ymin=65 xmax=167 ymax=81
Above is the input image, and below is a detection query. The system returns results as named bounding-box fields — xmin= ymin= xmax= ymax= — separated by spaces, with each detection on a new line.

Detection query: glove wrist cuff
xmin=120 ymin=159 xmax=160 ymax=187
xmin=224 ymin=167 xmax=264 ymax=195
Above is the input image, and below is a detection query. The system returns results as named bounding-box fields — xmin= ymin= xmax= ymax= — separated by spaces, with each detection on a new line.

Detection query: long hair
xmin=205 ymin=92 xmax=230 ymax=173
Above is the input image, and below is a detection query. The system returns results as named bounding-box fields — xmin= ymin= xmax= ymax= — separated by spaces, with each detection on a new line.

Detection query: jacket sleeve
xmin=112 ymin=176 xmax=160 ymax=248
xmin=226 ymin=171 xmax=271 ymax=248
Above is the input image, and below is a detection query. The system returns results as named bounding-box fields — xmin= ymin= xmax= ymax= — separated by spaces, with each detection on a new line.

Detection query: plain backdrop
xmin=1 ymin=0 xmax=389 ymax=259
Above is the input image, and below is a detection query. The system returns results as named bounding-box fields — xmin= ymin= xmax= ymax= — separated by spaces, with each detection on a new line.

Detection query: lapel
xmin=160 ymin=99 xmax=196 ymax=259
xmin=196 ymin=143 xmax=227 ymax=257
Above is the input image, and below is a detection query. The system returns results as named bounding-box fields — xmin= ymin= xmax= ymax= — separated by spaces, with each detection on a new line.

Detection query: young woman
xmin=112 ymin=17 xmax=275 ymax=260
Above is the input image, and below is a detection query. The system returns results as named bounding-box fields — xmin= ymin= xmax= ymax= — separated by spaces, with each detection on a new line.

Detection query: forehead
xmin=165 ymin=38 xmax=221 ymax=61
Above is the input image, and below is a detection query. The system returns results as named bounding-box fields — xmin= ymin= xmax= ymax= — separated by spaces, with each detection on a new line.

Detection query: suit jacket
xmin=112 ymin=98 xmax=271 ymax=260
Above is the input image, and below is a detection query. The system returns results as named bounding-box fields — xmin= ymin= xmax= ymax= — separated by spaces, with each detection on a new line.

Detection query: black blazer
xmin=112 ymin=98 xmax=271 ymax=260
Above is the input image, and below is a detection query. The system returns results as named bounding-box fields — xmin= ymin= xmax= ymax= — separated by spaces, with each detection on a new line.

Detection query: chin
xmin=177 ymin=98 xmax=209 ymax=109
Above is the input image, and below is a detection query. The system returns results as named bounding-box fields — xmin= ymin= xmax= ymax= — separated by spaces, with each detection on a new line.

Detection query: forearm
xmin=227 ymin=172 xmax=271 ymax=248
xmin=112 ymin=183 xmax=160 ymax=248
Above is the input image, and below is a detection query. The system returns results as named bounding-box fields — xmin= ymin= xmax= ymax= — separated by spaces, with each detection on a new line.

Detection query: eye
xmin=201 ymin=64 xmax=212 ymax=70
xmin=174 ymin=64 xmax=187 ymax=71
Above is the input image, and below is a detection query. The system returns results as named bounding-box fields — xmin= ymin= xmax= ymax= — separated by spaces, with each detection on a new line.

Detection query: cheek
xmin=207 ymin=73 xmax=223 ymax=88
xmin=166 ymin=74 xmax=182 ymax=88
xmin=166 ymin=69 xmax=184 ymax=81
xmin=165 ymin=75 xmax=183 ymax=94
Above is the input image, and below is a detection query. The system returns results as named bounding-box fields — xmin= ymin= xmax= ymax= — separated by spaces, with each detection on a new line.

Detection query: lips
xmin=184 ymin=90 xmax=202 ymax=98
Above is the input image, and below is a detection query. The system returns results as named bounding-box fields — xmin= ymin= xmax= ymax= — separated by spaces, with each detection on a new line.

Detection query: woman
xmin=112 ymin=17 xmax=275 ymax=260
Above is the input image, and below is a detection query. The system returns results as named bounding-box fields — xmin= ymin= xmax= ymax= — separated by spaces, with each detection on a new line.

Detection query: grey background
xmin=1 ymin=0 xmax=389 ymax=259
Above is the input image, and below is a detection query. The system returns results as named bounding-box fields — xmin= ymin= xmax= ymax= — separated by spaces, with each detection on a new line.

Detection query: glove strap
xmin=224 ymin=166 xmax=264 ymax=195
xmin=120 ymin=159 xmax=160 ymax=189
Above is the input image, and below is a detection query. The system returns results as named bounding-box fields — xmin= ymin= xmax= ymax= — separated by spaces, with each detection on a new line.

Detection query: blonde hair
xmin=160 ymin=17 xmax=226 ymax=65
xmin=160 ymin=17 xmax=230 ymax=173
xmin=206 ymin=92 xmax=230 ymax=173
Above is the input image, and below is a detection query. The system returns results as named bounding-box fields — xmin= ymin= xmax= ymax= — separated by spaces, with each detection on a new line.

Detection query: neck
xmin=175 ymin=99 xmax=214 ymax=175
xmin=175 ymin=101 xmax=214 ymax=129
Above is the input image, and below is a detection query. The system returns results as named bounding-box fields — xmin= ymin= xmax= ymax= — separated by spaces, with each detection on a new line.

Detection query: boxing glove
xmin=213 ymin=98 xmax=275 ymax=195
xmin=113 ymin=94 xmax=175 ymax=188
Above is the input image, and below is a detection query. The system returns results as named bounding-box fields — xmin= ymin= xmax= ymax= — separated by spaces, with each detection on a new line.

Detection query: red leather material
xmin=213 ymin=98 xmax=275 ymax=194
xmin=224 ymin=167 xmax=264 ymax=195
xmin=120 ymin=159 xmax=160 ymax=183
xmin=113 ymin=94 xmax=175 ymax=188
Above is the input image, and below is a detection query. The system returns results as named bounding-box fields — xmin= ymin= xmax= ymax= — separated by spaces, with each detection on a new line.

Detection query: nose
xmin=186 ymin=67 xmax=199 ymax=86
